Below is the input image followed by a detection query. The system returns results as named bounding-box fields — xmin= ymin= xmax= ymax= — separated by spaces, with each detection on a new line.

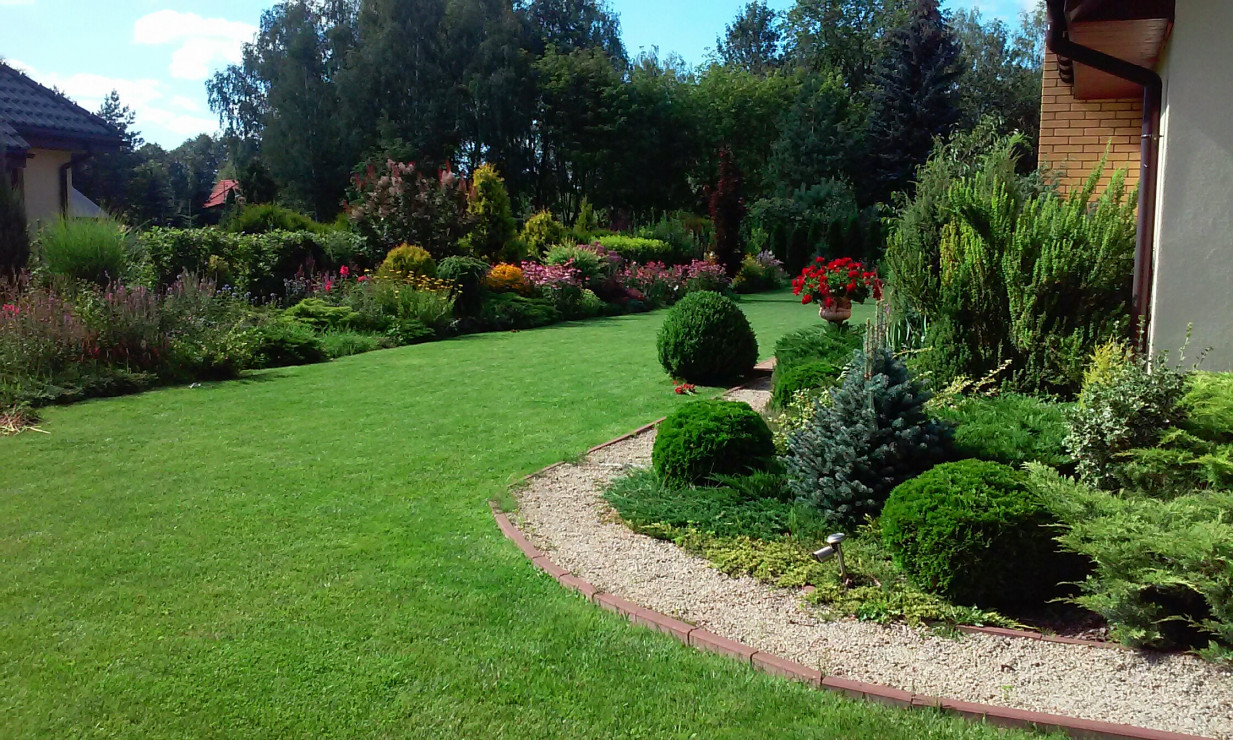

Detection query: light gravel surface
xmin=513 ymin=389 xmax=1233 ymax=739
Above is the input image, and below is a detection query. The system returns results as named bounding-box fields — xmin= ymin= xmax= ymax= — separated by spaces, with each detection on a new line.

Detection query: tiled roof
xmin=0 ymin=121 xmax=29 ymax=153
xmin=0 ymin=63 xmax=120 ymax=151
xmin=204 ymin=179 xmax=240 ymax=208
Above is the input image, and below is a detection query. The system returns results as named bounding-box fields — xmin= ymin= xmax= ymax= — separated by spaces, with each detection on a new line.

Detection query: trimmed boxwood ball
xmin=657 ymin=292 xmax=757 ymax=386
xmin=653 ymin=400 xmax=775 ymax=486
xmin=771 ymin=358 xmax=842 ymax=408
xmin=880 ymin=460 xmax=1074 ymax=610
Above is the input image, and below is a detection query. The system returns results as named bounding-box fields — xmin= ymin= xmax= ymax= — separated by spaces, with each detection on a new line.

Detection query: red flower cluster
xmin=339 ymin=265 xmax=350 ymax=277
xmin=674 ymin=383 xmax=697 ymax=395
xmin=791 ymin=257 xmax=882 ymax=307
xmin=1 ymin=303 xmax=18 ymax=317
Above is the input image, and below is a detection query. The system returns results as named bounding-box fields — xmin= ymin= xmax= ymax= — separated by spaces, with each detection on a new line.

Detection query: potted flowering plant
xmin=792 ymin=257 xmax=882 ymax=325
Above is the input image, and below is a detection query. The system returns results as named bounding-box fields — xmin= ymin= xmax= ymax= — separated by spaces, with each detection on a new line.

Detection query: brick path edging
xmin=494 ymin=382 xmax=1206 ymax=740
xmin=491 ymin=503 xmax=1206 ymax=740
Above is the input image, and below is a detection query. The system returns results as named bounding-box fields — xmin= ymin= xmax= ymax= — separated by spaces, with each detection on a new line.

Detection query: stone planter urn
xmin=818 ymin=297 xmax=853 ymax=325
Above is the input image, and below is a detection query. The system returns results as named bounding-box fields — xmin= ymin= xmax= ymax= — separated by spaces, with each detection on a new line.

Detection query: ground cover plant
xmin=0 ymin=291 xmax=1037 ymax=739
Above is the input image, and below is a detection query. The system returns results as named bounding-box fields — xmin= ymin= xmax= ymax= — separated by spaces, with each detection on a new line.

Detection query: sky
xmin=0 ymin=0 xmax=1036 ymax=149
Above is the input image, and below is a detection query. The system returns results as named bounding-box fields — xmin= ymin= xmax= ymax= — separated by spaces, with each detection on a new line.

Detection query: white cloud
xmin=10 ymin=60 xmax=217 ymax=143
xmin=133 ymin=10 xmax=256 ymax=81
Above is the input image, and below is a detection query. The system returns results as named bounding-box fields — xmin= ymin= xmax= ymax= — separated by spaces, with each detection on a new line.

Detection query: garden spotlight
xmin=813 ymin=533 xmax=848 ymax=583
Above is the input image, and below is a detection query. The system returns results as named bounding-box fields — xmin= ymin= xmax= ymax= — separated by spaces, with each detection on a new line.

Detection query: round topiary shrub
xmin=771 ymin=359 xmax=842 ymax=409
xmin=653 ymin=400 xmax=775 ymax=487
xmin=378 ymin=244 xmax=436 ymax=279
xmin=657 ymin=292 xmax=757 ymax=386
xmin=880 ymin=460 xmax=1074 ymax=610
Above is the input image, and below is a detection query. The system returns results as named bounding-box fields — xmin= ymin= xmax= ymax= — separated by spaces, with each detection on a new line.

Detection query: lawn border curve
xmin=492 ymin=388 xmax=1211 ymax=740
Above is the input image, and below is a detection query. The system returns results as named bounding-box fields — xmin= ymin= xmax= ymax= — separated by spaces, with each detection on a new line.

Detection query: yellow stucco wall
xmin=21 ymin=148 xmax=71 ymax=228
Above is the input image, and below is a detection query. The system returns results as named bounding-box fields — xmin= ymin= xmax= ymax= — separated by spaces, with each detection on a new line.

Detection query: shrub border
xmin=493 ymin=387 xmax=1205 ymax=740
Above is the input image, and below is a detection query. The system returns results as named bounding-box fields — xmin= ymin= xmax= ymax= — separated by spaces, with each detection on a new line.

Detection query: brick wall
xmin=1039 ymin=52 xmax=1143 ymax=193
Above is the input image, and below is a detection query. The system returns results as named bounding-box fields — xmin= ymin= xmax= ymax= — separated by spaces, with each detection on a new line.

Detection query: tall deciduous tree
xmin=521 ymin=0 xmax=625 ymax=62
xmin=862 ymin=0 xmax=961 ymax=203
xmin=209 ymin=0 xmax=356 ymax=218
xmin=783 ymin=0 xmax=910 ymax=91
xmin=952 ymin=7 xmax=1045 ymax=144
xmin=716 ymin=2 xmax=783 ymax=75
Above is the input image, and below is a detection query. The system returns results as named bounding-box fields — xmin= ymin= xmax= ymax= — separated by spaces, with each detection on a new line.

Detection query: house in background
xmin=203 ymin=179 xmax=241 ymax=211
xmin=1041 ymin=0 xmax=1232 ymax=370
xmin=0 ymin=62 xmax=121 ymax=228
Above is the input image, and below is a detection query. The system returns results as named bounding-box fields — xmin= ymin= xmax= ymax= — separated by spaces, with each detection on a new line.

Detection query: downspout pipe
xmin=1045 ymin=0 xmax=1162 ymax=350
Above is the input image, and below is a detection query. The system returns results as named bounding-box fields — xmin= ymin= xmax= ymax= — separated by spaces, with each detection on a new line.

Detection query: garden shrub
xmin=733 ymin=251 xmax=788 ymax=294
xmin=459 ymin=164 xmax=516 ymax=262
xmin=773 ymin=325 xmax=863 ymax=372
xmin=36 ymin=217 xmax=138 ymax=286
xmin=222 ymin=203 xmax=324 ymax=234
xmin=377 ymin=244 xmax=437 ymax=280
xmin=785 ymin=349 xmax=951 ymax=527
xmin=605 ymin=468 xmax=797 ymax=541
xmin=318 ymin=330 xmax=389 ymax=358
xmin=283 ymin=298 xmax=359 ymax=331
xmin=386 ymin=318 xmax=435 ymax=345
xmin=635 ymin=212 xmax=709 ymax=264
xmin=140 ymin=228 xmax=328 ymax=296
xmin=596 ymin=235 xmax=677 ymax=265
xmin=544 ymin=244 xmax=607 ymax=286
xmin=934 ymin=394 xmax=1073 ymax=470
xmin=886 ymin=133 xmax=1134 ymax=396
xmin=881 ymin=460 xmax=1075 ymax=609
xmin=747 ymin=180 xmax=862 ymax=273
xmin=477 ymin=292 xmax=559 ymax=330
xmin=771 ymin=359 xmax=841 ymax=409
xmin=437 ymin=256 xmax=489 ymax=316
xmin=346 ymin=160 xmax=471 ymax=259
xmin=656 ymin=292 xmax=757 ymax=385
xmin=520 ymin=211 xmax=568 ymax=257
xmin=1066 ymin=343 xmax=1189 ymax=491
xmin=652 ymin=400 xmax=775 ymax=486
xmin=1182 ymin=373 xmax=1233 ymax=445
xmin=1031 ymin=464 xmax=1233 ymax=656
xmin=248 ymin=321 xmax=327 ymax=368
xmin=485 ymin=263 xmax=529 ymax=294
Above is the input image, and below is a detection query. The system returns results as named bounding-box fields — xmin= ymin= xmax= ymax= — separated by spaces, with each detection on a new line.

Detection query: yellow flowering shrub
xmin=485 ymin=263 xmax=529 ymax=294
xmin=377 ymin=244 xmax=436 ymax=280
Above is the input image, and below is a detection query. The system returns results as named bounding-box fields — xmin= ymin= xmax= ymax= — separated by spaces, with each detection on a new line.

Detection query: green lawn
xmin=0 ymin=291 xmax=1030 ymax=739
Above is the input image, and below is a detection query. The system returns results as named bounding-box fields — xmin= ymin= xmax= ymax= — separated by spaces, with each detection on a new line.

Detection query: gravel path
xmin=513 ymin=389 xmax=1233 ymax=739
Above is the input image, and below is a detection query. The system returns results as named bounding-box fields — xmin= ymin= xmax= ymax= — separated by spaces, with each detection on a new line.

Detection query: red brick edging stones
xmin=492 ymin=501 xmax=1205 ymax=740
xmin=492 ymin=395 xmax=1210 ymax=740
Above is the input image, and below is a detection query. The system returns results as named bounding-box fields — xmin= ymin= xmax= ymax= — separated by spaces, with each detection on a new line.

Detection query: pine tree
xmin=862 ymin=0 xmax=961 ymax=203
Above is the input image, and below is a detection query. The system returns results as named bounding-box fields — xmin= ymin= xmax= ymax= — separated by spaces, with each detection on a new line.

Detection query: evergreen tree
xmin=862 ymin=0 xmax=961 ymax=203
xmin=73 ymin=90 xmax=144 ymax=215
xmin=785 ymin=348 xmax=951 ymax=527
xmin=460 ymin=164 xmax=517 ymax=262
xmin=716 ymin=2 xmax=782 ymax=75
xmin=767 ymin=72 xmax=861 ymax=193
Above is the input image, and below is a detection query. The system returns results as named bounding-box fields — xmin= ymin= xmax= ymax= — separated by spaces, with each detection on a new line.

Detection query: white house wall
xmin=22 ymin=147 xmax=71 ymax=229
xmin=1151 ymin=0 xmax=1233 ymax=370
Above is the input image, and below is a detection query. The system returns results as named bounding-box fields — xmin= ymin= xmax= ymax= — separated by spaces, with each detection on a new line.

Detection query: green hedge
xmin=597 ymin=235 xmax=685 ymax=265
xmin=140 ymin=227 xmax=363 ymax=296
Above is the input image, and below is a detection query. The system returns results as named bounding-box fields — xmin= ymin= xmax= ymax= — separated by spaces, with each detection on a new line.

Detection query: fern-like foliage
xmin=784 ymin=349 xmax=951 ymax=527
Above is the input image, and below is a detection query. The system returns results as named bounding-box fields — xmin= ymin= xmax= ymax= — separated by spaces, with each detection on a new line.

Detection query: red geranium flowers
xmin=791 ymin=256 xmax=882 ymax=308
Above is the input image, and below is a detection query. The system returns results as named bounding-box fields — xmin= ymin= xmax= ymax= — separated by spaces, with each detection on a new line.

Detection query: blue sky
xmin=1 ymin=0 xmax=1036 ymax=149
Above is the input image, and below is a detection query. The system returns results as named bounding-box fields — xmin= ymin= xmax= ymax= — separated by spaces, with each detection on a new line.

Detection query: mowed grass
xmin=0 ymin=292 xmax=1032 ymax=739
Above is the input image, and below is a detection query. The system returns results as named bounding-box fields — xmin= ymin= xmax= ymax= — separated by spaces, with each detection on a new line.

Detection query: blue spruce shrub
xmin=784 ymin=349 xmax=951 ymax=527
